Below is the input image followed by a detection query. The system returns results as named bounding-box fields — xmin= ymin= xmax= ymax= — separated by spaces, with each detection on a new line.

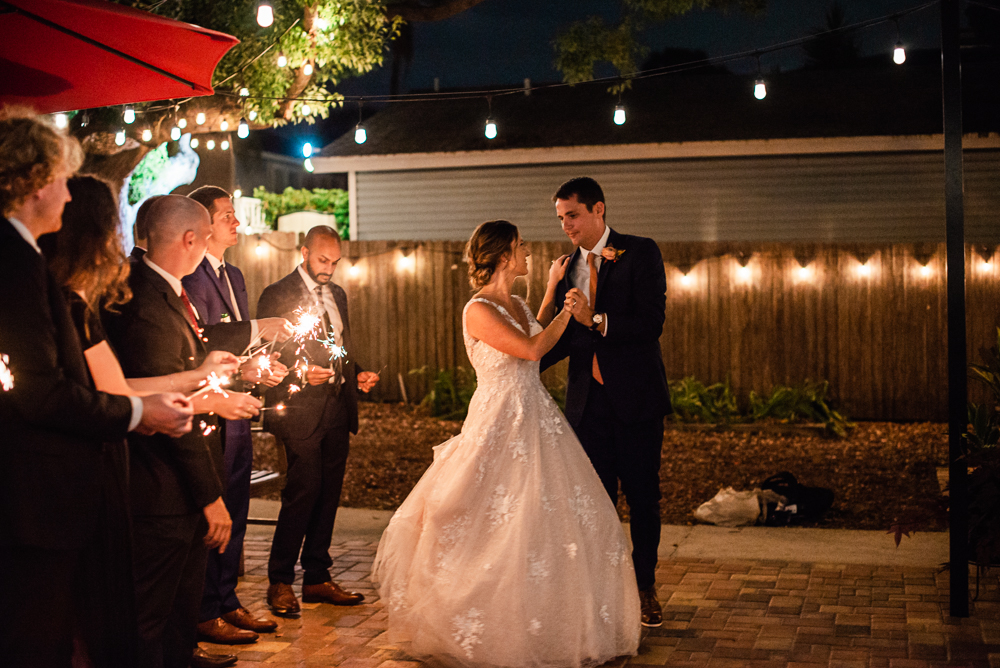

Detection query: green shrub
xmin=966 ymin=327 xmax=1000 ymax=571
xmin=252 ymin=186 xmax=348 ymax=237
xmin=410 ymin=367 xmax=478 ymax=420
xmin=669 ymin=376 xmax=740 ymax=424
xmin=127 ymin=144 xmax=169 ymax=205
xmin=748 ymin=380 xmax=854 ymax=437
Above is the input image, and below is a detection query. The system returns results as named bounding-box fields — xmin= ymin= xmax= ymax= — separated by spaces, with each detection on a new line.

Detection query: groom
xmin=541 ymin=177 xmax=672 ymax=628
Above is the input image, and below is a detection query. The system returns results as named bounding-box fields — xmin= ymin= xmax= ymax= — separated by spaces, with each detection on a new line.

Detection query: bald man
xmin=104 ymin=196 xmax=267 ymax=668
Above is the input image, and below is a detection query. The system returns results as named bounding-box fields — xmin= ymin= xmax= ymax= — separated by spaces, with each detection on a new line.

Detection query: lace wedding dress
xmin=372 ymin=296 xmax=640 ymax=668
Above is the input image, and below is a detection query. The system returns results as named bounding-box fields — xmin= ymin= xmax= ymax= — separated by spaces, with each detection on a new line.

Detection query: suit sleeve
xmin=0 ymin=246 xmax=132 ymax=440
xmin=603 ymin=238 xmax=666 ymax=345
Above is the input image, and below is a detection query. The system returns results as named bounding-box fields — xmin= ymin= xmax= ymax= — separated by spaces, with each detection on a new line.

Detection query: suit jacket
xmin=182 ymin=256 xmax=252 ymax=455
xmin=0 ymin=217 xmax=132 ymax=550
xmin=541 ymin=228 xmax=672 ymax=427
xmin=129 ymin=246 xmax=146 ymax=264
xmin=104 ymin=260 xmax=251 ymax=516
xmin=257 ymin=268 xmax=361 ymax=439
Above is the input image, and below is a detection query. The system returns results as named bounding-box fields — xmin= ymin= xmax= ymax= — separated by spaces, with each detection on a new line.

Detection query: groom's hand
xmin=564 ymin=288 xmax=593 ymax=326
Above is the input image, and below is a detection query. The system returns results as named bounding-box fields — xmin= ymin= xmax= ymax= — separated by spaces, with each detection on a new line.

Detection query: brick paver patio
xmin=200 ymin=537 xmax=1000 ymax=667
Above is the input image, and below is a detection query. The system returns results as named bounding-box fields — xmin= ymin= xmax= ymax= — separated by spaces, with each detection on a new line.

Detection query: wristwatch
xmin=590 ymin=312 xmax=604 ymax=331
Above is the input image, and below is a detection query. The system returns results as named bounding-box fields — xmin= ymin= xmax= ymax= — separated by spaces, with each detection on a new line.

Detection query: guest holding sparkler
xmin=183 ymin=185 xmax=289 ymax=648
xmin=103 ymin=195 xmax=278 ymax=668
xmin=0 ymin=108 xmax=193 ymax=668
xmin=257 ymin=225 xmax=379 ymax=615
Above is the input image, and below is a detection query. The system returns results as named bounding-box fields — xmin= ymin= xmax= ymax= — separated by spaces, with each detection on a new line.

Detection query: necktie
xmin=587 ymin=253 xmax=604 ymax=385
xmin=315 ymin=286 xmax=342 ymax=387
xmin=218 ymin=263 xmax=239 ymax=320
xmin=179 ymin=289 xmax=202 ymax=335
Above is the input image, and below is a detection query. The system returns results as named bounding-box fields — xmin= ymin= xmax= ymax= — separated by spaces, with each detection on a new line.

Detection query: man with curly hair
xmin=0 ymin=107 xmax=194 ymax=668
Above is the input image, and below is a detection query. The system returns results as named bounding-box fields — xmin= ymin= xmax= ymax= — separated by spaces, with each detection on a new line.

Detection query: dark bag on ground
xmin=758 ymin=472 xmax=834 ymax=526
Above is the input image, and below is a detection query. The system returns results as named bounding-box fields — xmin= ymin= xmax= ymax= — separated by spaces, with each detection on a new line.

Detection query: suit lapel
xmin=202 ymin=258 xmax=237 ymax=319
xmin=594 ymin=228 xmax=621 ymax=308
xmin=143 ymin=263 xmax=206 ymax=345
xmin=562 ymin=248 xmax=583 ymax=302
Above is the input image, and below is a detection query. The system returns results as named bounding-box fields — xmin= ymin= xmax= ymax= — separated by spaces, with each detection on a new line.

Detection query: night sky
xmin=263 ymin=0 xmax=948 ymax=155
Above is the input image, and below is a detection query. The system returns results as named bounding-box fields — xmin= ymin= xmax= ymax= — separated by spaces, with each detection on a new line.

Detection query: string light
xmin=115 ymin=128 xmax=126 ymax=146
xmin=301 ymin=103 xmax=312 ymax=116
xmin=220 ymin=119 xmax=229 ymax=131
xmin=206 ymin=139 xmax=215 ymax=150
xmin=238 ymin=118 xmax=250 ymax=138
xmin=234 ymin=188 xmax=243 ymax=198
xmin=256 ymin=1 xmax=273 ymax=27
xmin=754 ymin=77 xmax=767 ymax=100
xmin=79 ymin=112 xmax=89 ymax=128
xmin=303 ymin=61 xmax=313 ymax=76
xmin=170 ymin=125 xmax=181 ymax=141
xmin=239 ymin=87 xmax=250 ymax=97
xmin=53 ymin=113 xmax=68 ymax=129
xmin=196 ymin=112 xmax=206 ymax=125
xmin=857 ymin=262 xmax=872 ymax=277
xmin=177 ymin=118 xmax=187 ymax=129
xmin=613 ymin=104 xmax=626 ymax=125
xmin=354 ymin=100 xmax=366 ymax=144
xmin=397 ymin=253 xmax=415 ymax=272
xmin=736 ymin=264 xmax=752 ymax=282
xmin=141 ymin=128 xmax=152 ymax=141
xmin=255 ymin=236 xmax=266 ymax=256
xmin=248 ymin=110 xmax=258 ymax=121
xmin=277 ymin=52 xmax=287 ymax=67
xmin=304 ymin=158 xmax=315 ymax=172
xmin=302 ymin=142 xmax=313 ymax=158
xmin=123 ymin=105 xmax=135 ymax=124
xmin=484 ymin=118 xmax=497 ymax=139
xmin=221 ymin=140 xmax=230 ymax=151
xmin=348 ymin=264 xmax=361 ymax=278
xmin=892 ymin=18 xmax=906 ymax=65
xmin=920 ymin=264 xmax=932 ymax=277
xmin=680 ymin=273 xmax=693 ymax=286
xmin=191 ymin=137 xmax=200 ymax=148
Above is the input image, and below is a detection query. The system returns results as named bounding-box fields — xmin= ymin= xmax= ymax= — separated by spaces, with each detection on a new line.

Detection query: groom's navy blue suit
xmin=541 ymin=227 xmax=671 ymax=591
xmin=182 ymin=256 xmax=254 ymax=624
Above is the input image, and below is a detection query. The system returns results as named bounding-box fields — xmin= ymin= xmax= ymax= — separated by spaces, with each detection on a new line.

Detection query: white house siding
xmin=353 ymin=150 xmax=1000 ymax=243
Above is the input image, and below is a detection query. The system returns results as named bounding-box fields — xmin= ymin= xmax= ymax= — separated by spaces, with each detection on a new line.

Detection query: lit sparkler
xmin=0 ymin=354 xmax=13 ymax=391
xmin=291 ymin=306 xmax=323 ymax=342
xmin=288 ymin=384 xmax=301 ymax=394
xmin=260 ymin=402 xmax=286 ymax=412
xmin=199 ymin=420 xmax=217 ymax=436
xmin=188 ymin=371 xmax=231 ymax=400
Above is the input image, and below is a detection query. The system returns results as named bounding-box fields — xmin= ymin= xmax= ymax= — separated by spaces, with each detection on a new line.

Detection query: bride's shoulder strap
xmin=511 ymin=294 xmax=533 ymax=320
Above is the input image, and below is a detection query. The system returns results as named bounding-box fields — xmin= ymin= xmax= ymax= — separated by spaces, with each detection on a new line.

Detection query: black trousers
xmin=575 ymin=377 xmax=664 ymax=591
xmin=132 ymin=513 xmax=208 ymax=668
xmin=268 ymin=398 xmax=350 ymax=585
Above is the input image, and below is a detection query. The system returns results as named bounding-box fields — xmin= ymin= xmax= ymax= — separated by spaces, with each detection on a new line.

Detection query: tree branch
xmin=277 ymin=4 xmax=318 ymax=120
xmin=386 ymin=0 xmax=489 ymax=22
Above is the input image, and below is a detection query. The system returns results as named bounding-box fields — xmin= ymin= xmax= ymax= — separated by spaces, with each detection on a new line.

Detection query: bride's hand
xmin=548 ymin=255 xmax=571 ymax=287
xmin=564 ymin=288 xmax=592 ymax=326
xmin=197 ymin=351 xmax=240 ymax=381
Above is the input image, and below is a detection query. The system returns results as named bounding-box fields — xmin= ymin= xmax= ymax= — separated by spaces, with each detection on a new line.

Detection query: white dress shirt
xmin=570 ymin=223 xmax=611 ymax=337
xmin=9 ymin=217 xmax=143 ymax=429
xmin=297 ymin=264 xmax=345 ymax=384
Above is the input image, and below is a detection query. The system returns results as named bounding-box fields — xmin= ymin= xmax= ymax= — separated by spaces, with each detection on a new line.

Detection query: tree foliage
xmin=555 ymin=0 xmax=765 ymax=91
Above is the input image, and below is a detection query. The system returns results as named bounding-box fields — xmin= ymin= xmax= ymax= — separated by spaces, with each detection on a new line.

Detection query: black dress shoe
xmin=191 ymin=646 xmax=238 ymax=668
xmin=639 ymin=589 xmax=663 ymax=628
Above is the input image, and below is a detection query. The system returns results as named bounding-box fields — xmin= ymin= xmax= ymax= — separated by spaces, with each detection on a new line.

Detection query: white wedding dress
xmin=372 ymin=296 xmax=640 ymax=668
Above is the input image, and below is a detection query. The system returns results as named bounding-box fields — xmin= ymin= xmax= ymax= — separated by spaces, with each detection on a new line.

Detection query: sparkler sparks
xmin=188 ymin=371 xmax=231 ymax=400
xmin=0 ymin=354 xmax=13 ymax=391
xmin=199 ymin=420 xmax=217 ymax=436
xmin=288 ymin=384 xmax=301 ymax=394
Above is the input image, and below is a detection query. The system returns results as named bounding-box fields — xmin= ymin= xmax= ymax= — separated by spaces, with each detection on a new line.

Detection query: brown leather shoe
xmin=639 ymin=589 xmax=663 ymax=628
xmin=267 ymin=582 xmax=301 ymax=615
xmin=191 ymin=646 xmax=238 ymax=668
xmin=196 ymin=617 xmax=259 ymax=644
xmin=223 ymin=606 xmax=278 ymax=633
xmin=301 ymin=580 xmax=365 ymax=606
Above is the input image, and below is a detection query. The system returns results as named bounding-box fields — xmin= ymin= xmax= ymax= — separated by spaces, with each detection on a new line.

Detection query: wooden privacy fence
xmin=229 ymin=233 xmax=1000 ymax=422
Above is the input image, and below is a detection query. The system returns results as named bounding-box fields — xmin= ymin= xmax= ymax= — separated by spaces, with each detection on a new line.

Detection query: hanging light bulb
xmin=303 ymin=62 xmax=313 ymax=76
xmin=141 ymin=128 xmax=152 ymax=142
xmin=301 ymin=103 xmax=312 ymax=116
xmin=170 ymin=125 xmax=181 ymax=141
xmin=354 ymin=124 xmax=367 ymax=144
xmin=303 ymin=158 xmax=315 ymax=173
xmin=277 ymin=52 xmax=287 ymax=68
xmin=256 ymin=1 xmax=274 ymax=27
xmin=190 ymin=137 xmax=200 ymax=148
xmin=484 ymin=118 xmax=497 ymax=139
xmin=220 ymin=120 xmax=229 ymax=131
xmin=79 ymin=112 xmax=90 ymax=128
xmin=221 ymin=140 xmax=230 ymax=151
xmin=233 ymin=188 xmax=243 ymax=199
xmin=238 ymin=118 xmax=250 ymax=138
xmin=302 ymin=142 xmax=313 ymax=158
xmin=314 ymin=17 xmax=329 ymax=30
xmin=206 ymin=139 xmax=216 ymax=150
xmin=920 ymin=264 xmax=932 ymax=277
xmin=613 ymin=104 xmax=626 ymax=126
xmin=123 ymin=105 xmax=135 ymax=124
xmin=239 ymin=87 xmax=249 ymax=97
xmin=754 ymin=78 xmax=767 ymax=100
xmin=115 ymin=128 xmax=126 ymax=146
xmin=196 ymin=112 xmax=206 ymax=125
xmin=177 ymin=118 xmax=187 ymax=129
xmin=893 ymin=42 xmax=906 ymax=65
xmin=53 ymin=113 xmax=68 ymax=129
xmin=248 ymin=110 xmax=258 ymax=121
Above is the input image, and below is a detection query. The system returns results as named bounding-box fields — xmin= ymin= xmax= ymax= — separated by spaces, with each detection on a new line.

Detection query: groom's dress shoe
xmin=639 ymin=589 xmax=663 ymax=628
xmin=191 ymin=646 xmax=238 ymax=668
xmin=301 ymin=581 xmax=365 ymax=606
xmin=196 ymin=617 xmax=259 ymax=644
xmin=267 ymin=583 xmax=300 ymax=615
xmin=223 ymin=606 xmax=278 ymax=633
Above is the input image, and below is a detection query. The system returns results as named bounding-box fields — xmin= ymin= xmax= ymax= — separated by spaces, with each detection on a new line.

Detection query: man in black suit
xmin=0 ymin=110 xmax=193 ymax=668
xmin=105 ymin=195 xmax=269 ymax=668
xmin=129 ymin=194 xmax=163 ymax=263
xmin=541 ymin=177 xmax=672 ymax=628
xmin=184 ymin=186 xmax=286 ymax=646
xmin=257 ymin=225 xmax=379 ymax=614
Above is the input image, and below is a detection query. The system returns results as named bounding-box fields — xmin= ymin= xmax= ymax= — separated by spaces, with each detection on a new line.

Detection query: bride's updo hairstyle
xmin=465 ymin=220 xmax=518 ymax=289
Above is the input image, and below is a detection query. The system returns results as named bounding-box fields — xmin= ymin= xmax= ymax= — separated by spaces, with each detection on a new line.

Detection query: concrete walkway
xmin=220 ymin=501 xmax=998 ymax=668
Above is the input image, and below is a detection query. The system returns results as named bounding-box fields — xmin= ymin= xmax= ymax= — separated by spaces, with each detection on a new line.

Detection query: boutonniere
xmin=601 ymin=245 xmax=625 ymax=263
xmin=221 ymin=313 xmax=232 ymax=323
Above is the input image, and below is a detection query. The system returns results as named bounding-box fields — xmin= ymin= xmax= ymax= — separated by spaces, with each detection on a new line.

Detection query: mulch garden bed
xmin=254 ymin=402 xmax=950 ymax=531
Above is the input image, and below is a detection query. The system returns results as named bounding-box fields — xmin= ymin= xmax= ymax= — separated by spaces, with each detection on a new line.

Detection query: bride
xmin=373 ymin=220 xmax=640 ymax=667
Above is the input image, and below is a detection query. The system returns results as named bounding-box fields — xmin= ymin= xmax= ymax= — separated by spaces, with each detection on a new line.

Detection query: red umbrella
xmin=0 ymin=0 xmax=239 ymax=114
